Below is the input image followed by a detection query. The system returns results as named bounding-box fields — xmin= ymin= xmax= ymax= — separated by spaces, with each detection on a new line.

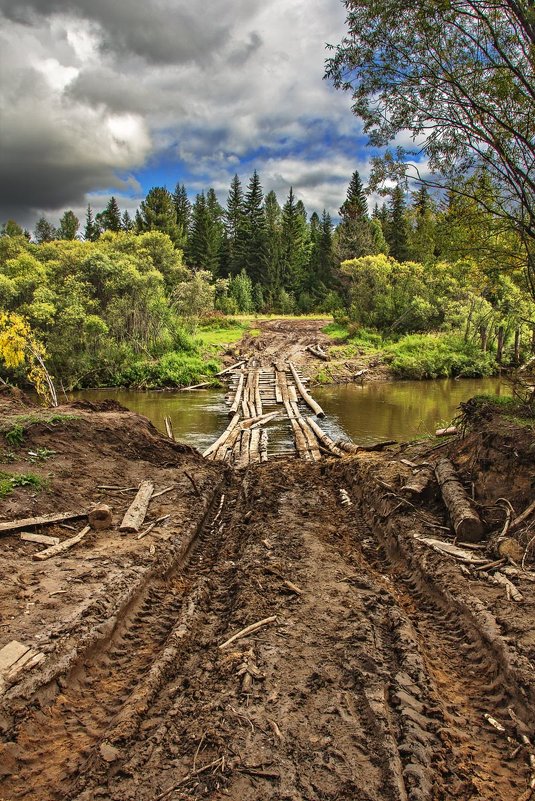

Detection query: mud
xmin=0 ymin=376 xmax=534 ymax=800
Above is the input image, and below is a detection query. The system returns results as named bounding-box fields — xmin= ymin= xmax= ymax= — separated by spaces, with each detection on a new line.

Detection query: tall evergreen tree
xmin=188 ymin=192 xmax=221 ymax=275
xmin=96 ymin=196 xmax=122 ymax=232
xmin=408 ymin=186 xmax=436 ymax=262
xmin=172 ymin=182 xmax=190 ymax=248
xmin=57 ymin=210 xmax=80 ymax=240
xmin=243 ymin=170 xmax=268 ymax=285
xmin=223 ymin=174 xmax=247 ymax=276
xmin=137 ymin=187 xmax=180 ymax=244
xmin=263 ymin=189 xmax=282 ymax=300
xmin=281 ymin=187 xmax=308 ymax=293
xmin=335 ymin=170 xmax=373 ymax=260
xmin=121 ymin=210 xmax=135 ymax=232
xmin=84 ymin=204 xmax=99 ymax=241
xmin=387 ymin=185 xmax=410 ymax=261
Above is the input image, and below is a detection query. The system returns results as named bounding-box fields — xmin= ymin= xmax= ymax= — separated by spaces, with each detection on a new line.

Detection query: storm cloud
xmin=0 ymin=0 xmax=365 ymax=227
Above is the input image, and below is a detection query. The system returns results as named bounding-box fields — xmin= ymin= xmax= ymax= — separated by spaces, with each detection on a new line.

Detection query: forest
xmin=1 ymin=166 xmax=534 ymax=392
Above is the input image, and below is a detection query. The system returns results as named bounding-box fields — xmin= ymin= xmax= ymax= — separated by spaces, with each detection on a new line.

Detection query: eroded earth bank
xmin=0 ymin=340 xmax=534 ymax=801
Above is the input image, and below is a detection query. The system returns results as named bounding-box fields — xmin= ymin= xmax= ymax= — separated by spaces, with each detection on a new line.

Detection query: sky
xmin=0 ymin=0 xmax=375 ymax=230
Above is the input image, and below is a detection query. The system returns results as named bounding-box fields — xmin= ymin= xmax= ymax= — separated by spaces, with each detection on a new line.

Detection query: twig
xmin=151 ymin=485 xmax=175 ymax=499
xmin=137 ymin=515 xmax=171 ymax=540
xmin=522 ymin=533 xmax=535 ymax=571
xmin=219 ymin=616 xmax=277 ymax=650
xmin=184 ymin=471 xmax=201 ymax=497
xmin=473 ymin=558 xmax=507 ymax=573
xmin=154 ymin=757 xmax=224 ymax=800
xmin=192 ymin=733 xmax=205 ymax=772
xmin=511 ymin=499 xmax=535 ymax=533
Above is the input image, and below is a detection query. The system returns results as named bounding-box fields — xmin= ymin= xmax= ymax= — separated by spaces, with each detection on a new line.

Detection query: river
xmin=70 ymin=376 xmax=507 ymax=453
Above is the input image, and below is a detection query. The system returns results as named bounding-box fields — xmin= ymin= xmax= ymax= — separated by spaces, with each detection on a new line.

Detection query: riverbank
xmin=0 ymin=384 xmax=534 ymax=800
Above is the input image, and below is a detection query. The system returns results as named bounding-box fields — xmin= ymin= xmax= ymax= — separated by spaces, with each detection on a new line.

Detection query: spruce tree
xmin=188 ymin=192 xmax=221 ymax=275
xmin=173 ymin=183 xmax=190 ymax=248
xmin=224 ymin=174 xmax=247 ymax=276
xmin=121 ymin=210 xmax=135 ymax=232
xmin=96 ymin=196 xmax=122 ymax=232
xmin=243 ymin=171 xmax=268 ymax=285
xmin=336 ymin=170 xmax=373 ymax=260
xmin=34 ymin=216 xmax=56 ymax=243
xmin=138 ymin=187 xmax=180 ymax=244
xmin=387 ymin=185 xmax=410 ymax=261
xmin=84 ymin=204 xmax=99 ymax=241
xmin=264 ymin=189 xmax=282 ymax=301
xmin=408 ymin=187 xmax=436 ymax=262
xmin=281 ymin=187 xmax=308 ymax=293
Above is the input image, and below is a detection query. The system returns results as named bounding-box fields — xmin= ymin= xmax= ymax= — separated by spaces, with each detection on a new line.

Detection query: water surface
xmin=71 ymin=376 xmax=506 ymax=452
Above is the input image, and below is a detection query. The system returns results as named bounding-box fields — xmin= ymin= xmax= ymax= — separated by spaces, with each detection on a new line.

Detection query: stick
xmin=435 ymin=458 xmax=485 ymax=542
xmin=137 ymin=514 xmax=171 ymax=540
xmin=216 ymin=359 xmax=246 ymax=376
xmin=119 ymin=481 xmax=154 ymax=533
xmin=20 ymin=532 xmax=60 ymax=546
xmin=155 ymin=757 xmax=225 ymax=800
xmin=510 ymin=499 xmax=535 ymax=532
xmin=164 ymin=416 xmax=174 ymax=440
xmin=179 ymin=381 xmax=212 ymax=391
xmin=283 ymin=580 xmax=303 ymax=595
xmin=151 ymin=485 xmax=175 ymax=499
xmin=33 ymin=526 xmax=90 ymax=561
xmin=0 ymin=511 xmax=87 ymax=535
xmin=184 ymin=471 xmax=201 ymax=496
xmin=219 ymin=616 xmax=277 ymax=650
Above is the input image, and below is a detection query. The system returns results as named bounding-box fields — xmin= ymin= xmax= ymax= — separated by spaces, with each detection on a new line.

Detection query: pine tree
xmin=408 ymin=187 xmax=436 ymax=262
xmin=138 ymin=187 xmax=180 ymax=244
xmin=34 ymin=216 xmax=56 ymax=243
xmin=121 ymin=210 xmax=135 ymax=232
xmin=335 ymin=170 xmax=373 ymax=260
xmin=188 ymin=192 xmax=221 ymax=275
xmin=96 ymin=196 xmax=122 ymax=232
xmin=173 ymin=183 xmax=190 ymax=248
xmin=243 ymin=171 xmax=268 ymax=285
xmin=387 ymin=185 xmax=410 ymax=261
xmin=57 ymin=210 xmax=80 ymax=240
xmin=224 ymin=175 xmax=247 ymax=276
xmin=263 ymin=190 xmax=282 ymax=301
xmin=281 ymin=187 xmax=308 ymax=293
xmin=84 ymin=204 xmax=99 ymax=241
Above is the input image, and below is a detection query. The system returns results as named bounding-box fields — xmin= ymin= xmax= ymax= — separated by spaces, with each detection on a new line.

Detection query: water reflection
xmin=71 ymin=377 xmax=506 ymax=452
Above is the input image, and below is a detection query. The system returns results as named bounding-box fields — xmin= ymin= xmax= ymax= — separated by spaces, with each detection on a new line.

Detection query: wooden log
xmin=254 ymin=370 xmax=263 ymax=417
xmin=288 ymin=361 xmax=324 ymax=417
xmin=240 ymin=411 xmax=280 ymax=429
xmin=229 ymin=372 xmax=245 ymax=416
xmin=259 ymin=429 xmax=268 ymax=462
xmin=290 ymin=416 xmax=310 ymax=460
xmin=306 ymin=416 xmax=344 ymax=457
xmin=0 ymin=511 xmax=87 ymax=536
xmin=297 ymin=418 xmax=321 ymax=461
xmin=203 ymin=413 xmax=240 ymax=458
xmin=335 ymin=439 xmax=397 ymax=454
xmin=288 ymin=384 xmax=299 ymax=404
xmin=33 ymin=525 xmax=91 ymax=561
xmin=164 ymin=416 xmax=174 ymax=440
xmin=435 ymin=426 xmax=458 ymax=437
xmin=119 ymin=481 xmax=154 ymax=533
xmin=179 ymin=381 xmax=213 ymax=391
xmin=401 ymin=467 xmax=436 ymax=497
xmin=307 ymin=344 xmax=329 ymax=361
xmin=215 ymin=425 xmax=241 ymax=461
xmin=235 ymin=429 xmax=251 ymax=469
xmin=88 ymin=503 xmax=113 ymax=531
xmin=219 ymin=616 xmax=277 ymax=650
xmin=20 ymin=532 xmax=60 ymax=546
xmin=249 ymin=428 xmax=261 ymax=465
xmin=435 ymin=458 xmax=485 ymax=542
xmin=216 ymin=359 xmax=246 ymax=377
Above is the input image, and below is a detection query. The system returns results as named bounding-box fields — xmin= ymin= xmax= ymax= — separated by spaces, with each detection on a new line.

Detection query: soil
xmin=0 ymin=325 xmax=534 ymax=801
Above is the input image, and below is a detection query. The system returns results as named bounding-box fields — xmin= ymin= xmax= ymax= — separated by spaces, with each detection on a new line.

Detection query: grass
xmin=1 ymin=413 xmax=79 ymax=446
xmin=0 ymin=471 xmax=47 ymax=499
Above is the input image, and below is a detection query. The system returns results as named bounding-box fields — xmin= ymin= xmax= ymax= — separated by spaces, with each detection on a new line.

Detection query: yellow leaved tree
xmin=0 ymin=312 xmax=58 ymax=406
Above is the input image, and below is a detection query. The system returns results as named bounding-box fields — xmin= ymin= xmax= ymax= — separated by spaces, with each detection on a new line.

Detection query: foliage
xmin=0 ymin=312 xmax=57 ymax=404
xmin=384 ymin=334 xmax=497 ymax=379
xmin=0 ymin=471 xmax=46 ymax=499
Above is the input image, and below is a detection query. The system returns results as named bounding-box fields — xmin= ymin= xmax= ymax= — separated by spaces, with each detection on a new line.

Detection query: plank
xmin=0 ymin=641 xmax=30 ymax=673
xmin=20 ymin=532 xmax=61 ymax=546
xmin=0 ymin=511 xmax=86 ymax=536
xmin=119 ymin=481 xmax=154 ymax=533
xmin=33 ymin=525 xmax=91 ymax=561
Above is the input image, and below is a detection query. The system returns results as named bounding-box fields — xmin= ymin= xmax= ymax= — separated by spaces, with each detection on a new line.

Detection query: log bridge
xmin=203 ymin=359 xmax=350 ymax=466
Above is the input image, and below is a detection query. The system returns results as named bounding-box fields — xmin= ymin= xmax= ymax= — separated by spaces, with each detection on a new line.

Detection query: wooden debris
xmin=435 ymin=426 xmax=458 ymax=437
xmin=119 ymin=481 xmax=154 ymax=532
xmin=20 ymin=532 xmax=60 ymax=546
xmin=0 ymin=641 xmax=45 ymax=694
xmin=435 ymin=458 xmax=485 ymax=542
xmin=510 ymin=499 xmax=535 ymax=533
xmin=0 ymin=511 xmax=86 ymax=536
xmin=88 ymin=503 xmax=113 ymax=530
xmin=283 ymin=580 xmax=303 ymax=595
xmin=306 ymin=416 xmax=344 ymax=457
xmin=288 ymin=361 xmax=325 ymax=416
xmin=164 ymin=416 xmax=174 ymax=440
xmin=307 ymin=344 xmax=329 ymax=361
xmin=216 ymin=359 xmax=246 ymax=376
xmin=179 ymin=381 xmax=213 ymax=391
xmin=137 ymin=514 xmax=171 ymax=540
xmin=34 ymin=525 xmax=90 ymax=561
xmin=203 ymin=413 xmax=240 ymax=458
xmin=229 ymin=372 xmax=245 ymax=416
xmin=414 ymin=533 xmax=488 ymax=564
xmin=259 ymin=429 xmax=268 ymax=463
xmin=151 ymin=485 xmax=175 ymax=499
xmin=491 ymin=571 xmax=524 ymax=602
xmin=0 ymin=641 xmax=29 ymax=673
xmin=339 ymin=489 xmax=352 ymax=507
xmin=240 ymin=411 xmax=280 ymax=429
xmin=219 ymin=616 xmax=277 ymax=650
xmin=401 ymin=467 xmax=436 ymax=497
xmin=484 ymin=713 xmax=506 ymax=732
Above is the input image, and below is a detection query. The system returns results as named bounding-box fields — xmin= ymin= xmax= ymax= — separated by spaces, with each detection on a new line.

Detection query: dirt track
xmin=1 ymin=324 xmax=535 ymax=801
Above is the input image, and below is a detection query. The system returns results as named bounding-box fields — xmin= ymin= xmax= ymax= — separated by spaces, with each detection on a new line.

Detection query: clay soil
xmin=0 ymin=348 xmax=534 ymax=801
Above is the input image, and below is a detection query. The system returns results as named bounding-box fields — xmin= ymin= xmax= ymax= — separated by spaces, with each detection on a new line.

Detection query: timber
xmin=229 ymin=372 xmax=245 ymax=416
xmin=288 ymin=361 xmax=325 ymax=416
xmin=306 ymin=416 xmax=344 ymax=457
xmin=401 ymin=467 xmax=436 ymax=497
xmin=34 ymin=525 xmax=91 ymax=561
xmin=216 ymin=359 xmax=246 ymax=377
xmin=119 ymin=481 xmax=154 ymax=533
xmin=0 ymin=511 xmax=87 ymax=535
xmin=298 ymin=417 xmax=321 ymax=461
xmin=259 ymin=429 xmax=268 ymax=462
xmin=435 ymin=458 xmax=485 ymax=542
xmin=20 ymin=532 xmax=60 ymax=546
xmin=240 ymin=411 xmax=280 ymax=429
xmin=203 ymin=413 xmax=240 ymax=458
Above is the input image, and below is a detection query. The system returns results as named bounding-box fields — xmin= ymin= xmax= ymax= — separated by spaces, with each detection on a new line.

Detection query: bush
xmin=385 ymin=334 xmax=497 ymax=379
xmin=117 ymin=351 xmax=221 ymax=388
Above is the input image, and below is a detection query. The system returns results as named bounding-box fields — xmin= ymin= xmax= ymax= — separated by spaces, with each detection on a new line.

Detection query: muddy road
xmin=0 ymin=345 xmax=535 ymax=800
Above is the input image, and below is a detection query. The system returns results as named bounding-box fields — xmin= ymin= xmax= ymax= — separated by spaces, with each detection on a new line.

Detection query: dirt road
xmin=0 ymin=328 xmax=534 ymax=800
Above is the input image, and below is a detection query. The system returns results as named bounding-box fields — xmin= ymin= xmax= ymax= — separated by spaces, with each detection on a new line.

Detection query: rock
xmin=100 ymin=741 xmax=120 ymax=763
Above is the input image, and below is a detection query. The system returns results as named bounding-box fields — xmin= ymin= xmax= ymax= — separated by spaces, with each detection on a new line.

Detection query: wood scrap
xmin=435 ymin=426 xmax=458 ymax=437
xmin=219 ymin=616 xmax=277 ymax=650
xmin=119 ymin=481 xmax=154 ymax=532
xmin=137 ymin=514 xmax=171 ymax=540
xmin=184 ymin=471 xmax=200 ymax=496
xmin=283 ymin=580 xmax=303 ymax=595
xmin=33 ymin=525 xmax=90 ymax=561
xmin=0 ymin=641 xmax=29 ymax=673
xmin=510 ymin=499 xmax=535 ymax=532
xmin=0 ymin=511 xmax=87 ymax=535
xmin=151 ymin=485 xmax=175 ymax=499
xmin=164 ymin=416 xmax=174 ymax=440
xmin=216 ymin=359 xmax=246 ymax=376
xmin=88 ymin=504 xmax=112 ymax=530
xmin=240 ymin=411 xmax=280 ymax=429
xmin=491 ymin=571 xmax=524 ymax=602
xmin=179 ymin=381 xmax=213 ymax=391
xmin=203 ymin=413 xmax=240 ymax=458
xmin=435 ymin=458 xmax=485 ymax=542
xmin=20 ymin=532 xmax=60 ymax=546
xmin=413 ymin=533 xmax=488 ymax=564
xmin=259 ymin=429 xmax=268 ymax=463
xmin=401 ymin=467 xmax=436 ymax=497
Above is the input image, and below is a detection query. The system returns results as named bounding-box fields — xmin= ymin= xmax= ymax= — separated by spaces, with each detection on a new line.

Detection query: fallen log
xmin=164 ymin=416 xmax=174 ymax=440
xmin=435 ymin=426 xmax=458 ymax=437
xmin=216 ymin=359 xmax=246 ymax=377
xmin=179 ymin=381 xmax=213 ymax=391
xmin=288 ymin=361 xmax=324 ymax=417
xmin=119 ymin=481 xmax=154 ymax=533
xmin=228 ymin=372 xmax=245 ymax=416
xmin=88 ymin=504 xmax=113 ymax=531
xmin=34 ymin=525 xmax=91 ymax=561
xmin=203 ymin=413 xmax=240 ymax=458
xmin=0 ymin=511 xmax=87 ymax=536
xmin=307 ymin=344 xmax=329 ymax=361
xmin=336 ymin=439 xmax=397 ymax=454
xmin=20 ymin=532 xmax=60 ymax=546
xmin=215 ymin=425 xmax=241 ymax=461
xmin=435 ymin=458 xmax=485 ymax=542
xmin=297 ymin=418 xmax=321 ymax=461
xmin=249 ymin=428 xmax=261 ymax=465
xmin=414 ymin=534 xmax=487 ymax=564
xmin=306 ymin=416 xmax=344 ymax=457
xmin=401 ymin=467 xmax=436 ymax=497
